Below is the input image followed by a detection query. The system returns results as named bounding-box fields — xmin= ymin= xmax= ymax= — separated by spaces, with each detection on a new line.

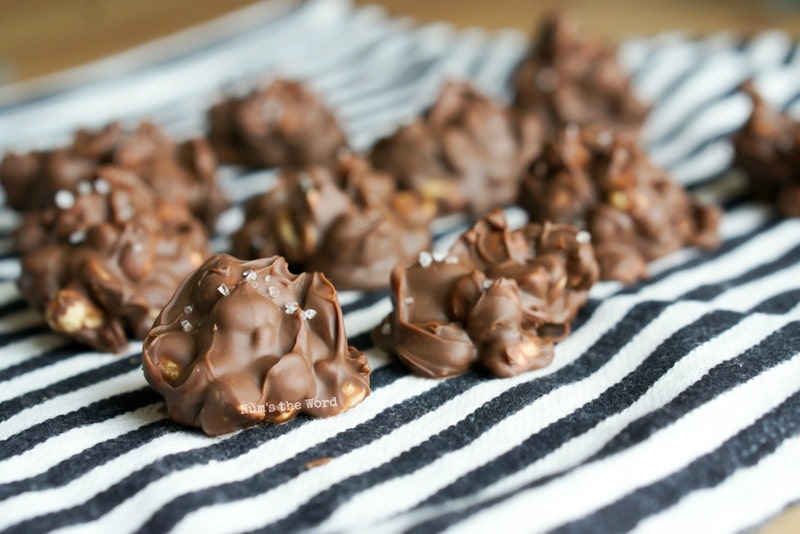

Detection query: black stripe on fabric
xmin=414 ymin=309 xmax=743 ymax=510
xmin=616 ymin=217 xmax=779 ymax=296
xmin=785 ymin=91 xmax=800 ymax=114
xmin=681 ymin=239 xmax=800 ymax=301
xmin=0 ymin=325 xmax=50 ymax=350
xmin=553 ymin=385 xmax=800 ymax=533
xmin=0 ymin=388 xmax=159 ymax=463
xmin=750 ymin=288 xmax=800 ymax=315
xmin=786 ymin=43 xmax=800 ymax=65
xmin=348 ymin=331 xmax=377 ymax=351
xmin=0 ymin=341 xmax=81 ymax=384
xmin=718 ymin=191 xmax=759 ymax=211
xmin=0 ymin=300 xmax=28 ymax=319
xmin=2 ymin=363 xmax=410 ymax=534
xmin=0 ymin=354 xmax=143 ymax=424
xmin=341 ymin=290 xmax=388 ymax=315
xmin=0 ymin=420 xmax=174 ymax=502
xmin=240 ymin=301 xmax=670 ymax=532
xmin=405 ymin=320 xmax=800 ymax=533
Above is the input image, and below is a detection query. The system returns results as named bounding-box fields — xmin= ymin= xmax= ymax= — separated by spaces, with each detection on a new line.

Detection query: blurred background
xmin=1 ymin=0 xmax=800 ymax=85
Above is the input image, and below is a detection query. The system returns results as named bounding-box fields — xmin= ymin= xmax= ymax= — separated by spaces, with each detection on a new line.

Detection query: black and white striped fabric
xmin=1 ymin=1 xmax=799 ymax=532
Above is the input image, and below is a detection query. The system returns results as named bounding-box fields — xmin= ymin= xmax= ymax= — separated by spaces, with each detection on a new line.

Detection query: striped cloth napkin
xmin=0 ymin=1 xmax=799 ymax=532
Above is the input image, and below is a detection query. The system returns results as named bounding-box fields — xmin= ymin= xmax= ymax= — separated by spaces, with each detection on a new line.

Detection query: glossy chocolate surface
xmin=374 ymin=209 xmax=599 ymax=378
xmin=143 ymin=254 xmax=371 ymax=436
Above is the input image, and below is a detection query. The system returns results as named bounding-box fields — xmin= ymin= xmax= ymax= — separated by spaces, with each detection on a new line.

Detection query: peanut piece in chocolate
xmin=512 ymin=11 xmax=648 ymax=132
xmin=142 ymin=254 xmax=371 ymax=436
xmin=370 ymin=81 xmax=544 ymax=215
xmin=208 ymin=79 xmax=347 ymax=168
xmin=732 ymin=83 xmax=800 ymax=218
xmin=233 ymin=153 xmax=435 ymax=290
xmin=373 ymin=209 xmax=599 ymax=378
xmin=0 ymin=121 xmax=227 ymax=229
xmin=519 ymin=127 xmax=721 ymax=283
xmin=17 ymin=167 xmax=209 ymax=353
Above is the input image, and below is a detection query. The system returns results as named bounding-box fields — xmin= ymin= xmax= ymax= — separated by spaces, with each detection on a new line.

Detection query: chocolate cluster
xmin=732 ymin=83 xmax=800 ymax=217
xmin=233 ymin=153 xmax=436 ymax=290
xmin=0 ymin=122 xmax=227 ymax=229
xmin=17 ymin=167 xmax=209 ymax=353
xmin=208 ymin=79 xmax=347 ymax=168
xmin=373 ymin=210 xmax=599 ymax=378
xmin=519 ymin=127 xmax=721 ymax=283
xmin=142 ymin=254 xmax=371 ymax=436
xmin=512 ymin=11 xmax=648 ymax=132
xmin=370 ymin=81 xmax=545 ymax=215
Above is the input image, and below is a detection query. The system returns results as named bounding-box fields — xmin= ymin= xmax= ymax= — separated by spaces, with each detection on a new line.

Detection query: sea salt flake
xmin=268 ymin=286 xmax=279 ymax=298
xmin=181 ymin=319 xmax=193 ymax=332
xmin=445 ymin=256 xmax=459 ymax=264
xmin=404 ymin=296 xmax=415 ymax=304
xmin=576 ymin=231 xmax=591 ymax=244
xmin=183 ymin=305 xmax=193 ymax=315
xmin=54 ymin=190 xmax=75 ymax=210
xmin=284 ymin=301 xmax=299 ymax=314
xmin=68 ymin=230 xmax=86 ymax=244
xmin=264 ymin=275 xmax=271 ymax=282
xmin=418 ymin=251 xmax=433 ymax=267
xmin=243 ymin=270 xmax=257 ymax=281
xmin=94 ymin=178 xmax=111 ymax=194
xmin=217 ymin=284 xmax=230 ymax=296
xmin=483 ymin=280 xmax=493 ymax=289
xmin=302 ymin=309 xmax=317 ymax=320
xmin=432 ymin=251 xmax=446 ymax=263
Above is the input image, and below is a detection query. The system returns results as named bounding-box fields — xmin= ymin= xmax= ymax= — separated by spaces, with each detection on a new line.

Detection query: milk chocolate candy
xmin=519 ymin=127 xmax=721 ymax=283
xmin=142 ymin=254 xmax=371 ymax=436
xmin=208 ymin=79 xmax=347 ymax=168
xmin=513 ymin=11 xmax=648 ymax=132
xmin=732 ymin=83 xmax=800 ymax=218
xmin=0 ymin=122 xmax=226 ymax=229
xmin=370 ymin=81 xmax=544 ymax=215
xmin=373 ymin=209 xmax=599 ymax=378
xmin=233 ymin=153 xmax=435 ymax=290
xmin=17 ymin=167 xmax=209 ymax=353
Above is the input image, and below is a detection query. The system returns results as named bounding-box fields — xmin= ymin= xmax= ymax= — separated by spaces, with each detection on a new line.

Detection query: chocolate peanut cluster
xmin=370 ymin=81 xmax=545 ymax=215
xmin=208 ymin=79 xmax=347 ymax=168
xmin=519 ymin=127 xmax=721 ymax=283
xmin=0 ymin=121 xmax=227 ymax=229
xmin=732 ymin=83 xmax=800 ymax=218
xmin=233 ymin=153 xmax=436 ymax=290
xmin=17 ymin=167 xmax=209 ymax=353
xmin=513 ymin=11 xmax=648 ymax=132
xmin=142 ymin=254 xmax=371 ymax=436
xmin=373 ymin=209 xmax=599 ymax=378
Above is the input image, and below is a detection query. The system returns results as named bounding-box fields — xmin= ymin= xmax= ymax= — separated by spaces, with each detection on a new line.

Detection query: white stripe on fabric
xmin=448 ymin=350 xmax=800 ymax=534
xmin=348 ymin=311 xmax=793 ymax=533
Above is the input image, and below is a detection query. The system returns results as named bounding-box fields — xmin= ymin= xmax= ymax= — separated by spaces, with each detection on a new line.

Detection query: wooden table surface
xmin=0 ymin=1 xmax=798 ymax=531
